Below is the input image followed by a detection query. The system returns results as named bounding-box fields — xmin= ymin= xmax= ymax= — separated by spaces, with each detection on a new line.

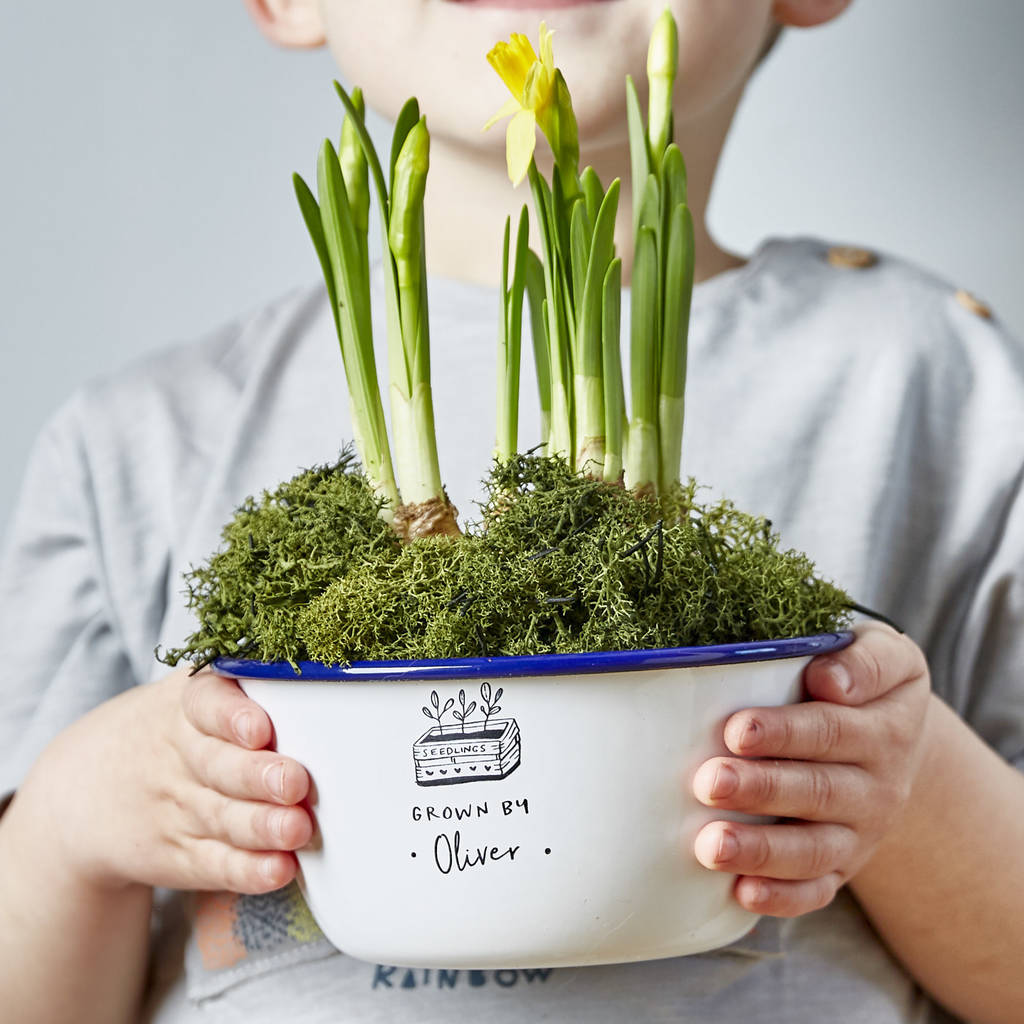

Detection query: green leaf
xmin=660 ymin=144 xmax=687 ymax=270
xmin=527 ymin=161 xmax=556 ymax=288
xmin=578 ymin=178 xmax=620 ymax=378
xmin=528 ymin=160 xmax=574 ymax=457
xmin=339 ymin=88 xmax=369 ymax=238
xmin=658 ymin=202 xmax=694 ymax=491
xmin=626 ymin=226 xmax=662 ymax=491
xmin=625 ymin=75 xmax=652 ymax=236
xmin=638 ymin=173 xmax=661 ymax=236
xmin=333 ymin=80 xmax=403 ymax=381
xmin=293 ymin=173 xmax=339 ymax=335
xmin=390 ymin=97 xmax=421 ymax=197
xmin=525 ymin=248 xmax=551 ymax=424
xmin=510 ymin=205 xmax=531 ymax=335
xmin=569 ymin=200 xmax=590 ymax=337
xmin=317 ymin=140 xmax=368 ymax=350
xmin=661 ymin=143 xmax=688 ymax=209
xmin=495 ymin=209 xmax=528 ymax=461
xmin=580 ymin=166 xmax=604 ymax=229
xmin=630 ymin=225 xmax=661 ymax=424
xmin=660 ymin=202 xmax=694 ymax=401
xmin=551 ymin=170 xmax=576 ymax=304
xmin=314 ymin=140 xmax=396 ymax=505
xmin=501 ymin=214 xmax=511 ymax=308
xmin=602 ymin=257 xmax=624 ymax=479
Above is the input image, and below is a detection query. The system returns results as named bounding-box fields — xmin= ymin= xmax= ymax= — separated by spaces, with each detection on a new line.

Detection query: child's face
xmin=320 ymin=0 xmax=775 ymax=153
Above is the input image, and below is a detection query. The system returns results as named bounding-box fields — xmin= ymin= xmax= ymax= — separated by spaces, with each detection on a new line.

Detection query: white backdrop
xmin=1 ymin=0 xmax=1022 ymax=534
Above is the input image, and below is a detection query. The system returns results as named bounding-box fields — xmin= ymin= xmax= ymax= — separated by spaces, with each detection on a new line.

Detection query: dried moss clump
xmin=164 ymin=453 xmax=851 ymax=668
xmin=160 ymin=453 xmax=399 ymax=668
xmin=298 ymin=454 xmax=852 ymax=664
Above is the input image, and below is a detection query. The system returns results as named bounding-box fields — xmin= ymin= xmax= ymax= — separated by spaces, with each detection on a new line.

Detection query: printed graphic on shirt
xmin=370 ymin=964 xmax=555 ymax=991
xmin=195 ymin=883 xmax=325 ymax=971
xmin=413 ymin=682 xmax=521 ymax=786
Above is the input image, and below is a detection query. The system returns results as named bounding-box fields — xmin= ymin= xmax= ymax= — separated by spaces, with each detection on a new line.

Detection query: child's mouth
xmin=445 ymin=0 xmax=620 ymax=8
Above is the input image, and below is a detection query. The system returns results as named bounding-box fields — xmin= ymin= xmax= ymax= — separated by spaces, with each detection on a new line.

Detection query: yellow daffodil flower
xmin=484 ymin=24 xmax=557 ymax=186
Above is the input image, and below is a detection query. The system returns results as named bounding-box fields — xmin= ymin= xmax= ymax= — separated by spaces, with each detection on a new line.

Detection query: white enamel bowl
xmin=217 ymin=633 xmax=852 ymax=969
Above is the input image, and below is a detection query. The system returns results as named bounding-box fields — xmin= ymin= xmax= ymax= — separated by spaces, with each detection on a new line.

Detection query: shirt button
xmin=954 ymin=288 xmax=993 ymax=319
xmin=827 ymin=245 xmax=877 ymax=269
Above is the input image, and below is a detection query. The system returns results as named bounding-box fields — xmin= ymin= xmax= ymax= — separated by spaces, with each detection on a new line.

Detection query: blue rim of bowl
xmin=213 ymin=631 xmax=854 ymax=681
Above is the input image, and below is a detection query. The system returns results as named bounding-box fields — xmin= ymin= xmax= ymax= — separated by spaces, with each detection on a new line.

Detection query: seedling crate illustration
xmin=414 ymin=684 xmax=521 ymax=786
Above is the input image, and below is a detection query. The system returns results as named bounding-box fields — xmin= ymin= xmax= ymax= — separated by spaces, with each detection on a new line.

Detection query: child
xmin=1 ymin=1 xmax=1022 ymax=1021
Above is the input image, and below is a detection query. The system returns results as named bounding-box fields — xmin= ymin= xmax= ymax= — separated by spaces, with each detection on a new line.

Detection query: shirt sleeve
xmin=945 ymin=461 xmax=1024 ymax=772
xmin=0 ymin=394 xmax=137 ymax=799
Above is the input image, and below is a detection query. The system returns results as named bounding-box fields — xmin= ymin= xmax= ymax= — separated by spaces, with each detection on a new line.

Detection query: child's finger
xmin=723 ymin=701 xmax=870 ymax=763
xmin=733 ymin=873 xmax=841 ymax=918
xmin=186 ymin=736 xmax=310 ymax=806
xmin=182 ymin=670 xmax=273 ymax=749
xmin=803 ymin=622 xmax=928 ymax=707
xmin=693 ymin=756 xmax=868 ymax=822
xmin=189 ymin=791 xmax=313 ymax=853
xmin=182 ymin=839 xmax=298 ymax=895
xmin=694 ymin=819 xmax=856 ymax=880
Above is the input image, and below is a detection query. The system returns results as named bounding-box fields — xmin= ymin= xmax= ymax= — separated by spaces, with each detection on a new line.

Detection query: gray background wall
xmin=2 ymin=1 xmax=1022 ymax=535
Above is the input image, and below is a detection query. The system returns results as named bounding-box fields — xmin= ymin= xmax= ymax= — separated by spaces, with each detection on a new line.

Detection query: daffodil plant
xmin=487 ymin=24 xmax=624 ymax=482
xmin=487 ymin=9 xmax=694 ymax=497
xmin=294 ymin=85 xmax=459 ymax=539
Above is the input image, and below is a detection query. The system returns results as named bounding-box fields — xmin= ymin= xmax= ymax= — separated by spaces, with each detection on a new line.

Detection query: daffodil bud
xmin=339 ymin=87 xmax=369 ymax=237
xmin=388 ymin=117 xmax=430 ymax=275
xmin=647 ymin=7 xmax=678 ymax=166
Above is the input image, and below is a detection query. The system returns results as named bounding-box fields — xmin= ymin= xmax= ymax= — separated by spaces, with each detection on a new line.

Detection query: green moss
xmin=159 ymin=452 xmax=400 ymax=669
xmin=164 ymin=453 xmax=852 ymax=668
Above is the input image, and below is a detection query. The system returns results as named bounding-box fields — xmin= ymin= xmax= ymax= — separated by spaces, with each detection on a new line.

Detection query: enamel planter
xmin=216 ymin=632 xmax=852 ymax=970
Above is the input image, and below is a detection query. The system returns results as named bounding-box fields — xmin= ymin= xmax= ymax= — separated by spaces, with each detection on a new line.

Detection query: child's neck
xmin=423 ymin=81 xmax=747 ymax=289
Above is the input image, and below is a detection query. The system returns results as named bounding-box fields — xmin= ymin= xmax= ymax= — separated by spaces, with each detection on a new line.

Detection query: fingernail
xmin=716 ymin=829 xmax=739 ymax=864
xmin=260 ymin=857 xmax=279 ymax=884
xmin=829 ymin=662 xmax=853 ymax=695
xmin=234 ymin=711 xmax=254 ymax=746
xmin=711 ymin=763 xmax=739 ymax=799
xmin=738 ymin=718 xmax=762 ymax=752
xmin=265 ymin=762 xmax=286 ymax=800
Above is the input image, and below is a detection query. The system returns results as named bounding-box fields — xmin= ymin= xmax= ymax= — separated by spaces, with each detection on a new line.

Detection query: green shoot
xmin=293 ymin=90 xmax=399 ymax=516
xmin=296 ymin=82 xmax=456 ymax=539
xmin=574 ymin=178 xmax=620 ymax=475
xmin=601 ymin=258 xmax=625 ymax=482
xmin=524 ymin=249 xmax=551 ymax=446
xmin=627 ymin=225 xmax=661 ymax=494
xmin=387 ymin=116 xmax=446 ymax=507
xmin=625 ymin=6 xmax=694 ymax=496
xmin=496 ymin=206 xmax=530 ymax=462
xmin=646 ymin=7 xmax=677 ymax=174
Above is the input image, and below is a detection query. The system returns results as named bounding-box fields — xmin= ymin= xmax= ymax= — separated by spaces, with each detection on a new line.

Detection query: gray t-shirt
xmin=1 ymin=238 xmax=1021 ymax=1023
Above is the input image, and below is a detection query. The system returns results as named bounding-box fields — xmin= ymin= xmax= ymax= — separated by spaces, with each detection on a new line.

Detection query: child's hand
xmin=692 ymin=623 xmax=930 ymax=917
xmin=17 ymin=667 xmax=312 ymax=895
